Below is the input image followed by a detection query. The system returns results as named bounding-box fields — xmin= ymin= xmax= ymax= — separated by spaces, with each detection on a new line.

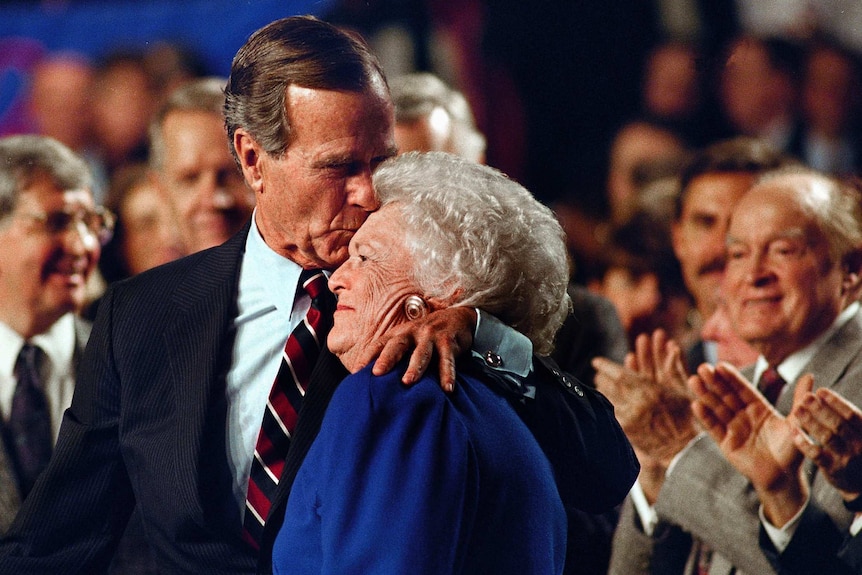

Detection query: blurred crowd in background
xmin=2 ymin=0 xmax=862 ymax=356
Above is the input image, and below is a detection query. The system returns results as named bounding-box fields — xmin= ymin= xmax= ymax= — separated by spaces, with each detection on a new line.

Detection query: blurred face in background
xmin=720 ymin=38 xmax=794 ymax=135
xmin=802 ymin=46 xmax=859 ymax=138
xmin=0 ymin=173 xmax=100 ymax=336
xmin=27 ymin=57 xmax=95 ymax=152
xmin=157 ymin=109 xmax=253 ymax=253
xmin=90 ymin=59 xmax=155 ymax=168
xmin=643 ymin=43 xmax=700 ymax=121
xmin=119 ymin=176 xmax=184 ymax=275
xmin=672 ymin=172 xmax=755 ymax=319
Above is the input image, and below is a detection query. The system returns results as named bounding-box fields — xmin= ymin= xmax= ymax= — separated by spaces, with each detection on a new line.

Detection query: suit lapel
xmin=777 ymin=310 xmax=862 ymax=413
xmin=163 ymin=226 xmax=247 ymax=522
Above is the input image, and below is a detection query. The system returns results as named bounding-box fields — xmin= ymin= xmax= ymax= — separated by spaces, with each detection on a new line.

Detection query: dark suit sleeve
xmin=0 ymin=287 xmax=134 ymax=573
xmin=514 ymin=355 xmax=639 ymax=513
xmin=551 ymin=285 xmax=629 ymax=386
xmin=840 ymin=531 xmax=862 ymax=574
xmin=760 ymin=502 xmax=860 ymax=575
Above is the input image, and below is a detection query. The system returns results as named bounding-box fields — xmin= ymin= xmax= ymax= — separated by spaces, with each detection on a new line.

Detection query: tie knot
xmin=759 ymin=366 xmax=786 ymax=405
xmin=299 ymin=269 xmax=329 ymax=301
xmin=16 ymin=343 xmax=43 ymax=376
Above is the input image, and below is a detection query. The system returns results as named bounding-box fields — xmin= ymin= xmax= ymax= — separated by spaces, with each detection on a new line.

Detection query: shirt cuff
xmin=630 ymin=481 xmax=659 ymax=536
xmin=851 ymin=512 xmax=862 ymax=537
xmin=759 ymin=496 xmax=809 ymax=552
xmin=471 ymin=309 xmax=532 ymax=378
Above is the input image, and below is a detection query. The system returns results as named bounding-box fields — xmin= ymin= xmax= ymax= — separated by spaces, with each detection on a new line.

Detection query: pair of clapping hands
xmin=593 ymin=330 xmax=862 ymax=522
xmin=691 ymin=361 xmax=862 ymax=527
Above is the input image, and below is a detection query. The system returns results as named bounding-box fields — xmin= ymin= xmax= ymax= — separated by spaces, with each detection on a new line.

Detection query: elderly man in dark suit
xmin=0 ymin=135 xmax=103 ymax=530
xmin=0 ymin=16 xmax=637 ymax=575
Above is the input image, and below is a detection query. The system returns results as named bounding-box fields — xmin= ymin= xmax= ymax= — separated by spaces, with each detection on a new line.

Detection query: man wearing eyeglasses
xmin=0 ymin=135 xmax=130 ymax=557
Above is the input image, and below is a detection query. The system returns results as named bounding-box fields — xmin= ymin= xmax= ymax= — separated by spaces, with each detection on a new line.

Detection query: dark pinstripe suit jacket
xmin=0 ymin=223 xmax=638 ymax=574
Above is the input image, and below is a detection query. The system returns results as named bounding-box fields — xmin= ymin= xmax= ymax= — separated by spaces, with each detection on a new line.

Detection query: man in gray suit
xmin=601 ymin=167 xmax=862 ymax=574
xmin=0 ymin=135 xmax=104 ymax=532
xmin=688 ymin=169 xmax=862 ymax=574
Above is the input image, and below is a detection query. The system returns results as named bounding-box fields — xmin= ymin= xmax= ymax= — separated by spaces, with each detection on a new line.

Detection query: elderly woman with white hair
xmin=272 ymin=152 xmax=605 ymax=574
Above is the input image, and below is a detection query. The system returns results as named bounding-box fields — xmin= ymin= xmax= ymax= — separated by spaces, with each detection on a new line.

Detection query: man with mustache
xmin=670 ymin=137 xmax=793 ymax=369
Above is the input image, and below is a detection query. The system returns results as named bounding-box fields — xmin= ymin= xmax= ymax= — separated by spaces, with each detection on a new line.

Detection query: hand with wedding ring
xmin=791 ymin=387 xmax=862 ymax=501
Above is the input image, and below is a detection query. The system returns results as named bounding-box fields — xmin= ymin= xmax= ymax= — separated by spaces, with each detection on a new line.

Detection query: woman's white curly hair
xmin=373 ymin=152 xmax=571 ymax=355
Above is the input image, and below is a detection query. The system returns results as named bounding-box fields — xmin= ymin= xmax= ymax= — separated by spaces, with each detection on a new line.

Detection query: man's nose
xmin=347 ymin=169 xmax=379 ymax=212
xmin=61 ymin=219 xmax=98 ymax=254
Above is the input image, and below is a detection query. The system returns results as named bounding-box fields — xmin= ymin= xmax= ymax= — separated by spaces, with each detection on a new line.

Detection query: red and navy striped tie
xmin=242 ymin=269 xmax=333 ymax=549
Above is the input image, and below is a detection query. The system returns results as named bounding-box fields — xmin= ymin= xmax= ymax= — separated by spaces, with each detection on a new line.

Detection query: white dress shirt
xmin=225 ymin=214 xmax=311 ymax=517
xmin=0 ymin=313 xmax=77 ymax=441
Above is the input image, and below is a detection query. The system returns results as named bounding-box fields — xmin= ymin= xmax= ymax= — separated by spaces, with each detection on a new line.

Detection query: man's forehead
xmin=21 ymin=173 xmax=93 ymax=205
xmin=727 ymin=226 xmax=806 ymax=244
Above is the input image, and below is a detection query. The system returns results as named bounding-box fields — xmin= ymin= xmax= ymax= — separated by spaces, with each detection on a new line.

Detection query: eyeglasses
xmin=16 ymin=206 xmax=116 ymax=245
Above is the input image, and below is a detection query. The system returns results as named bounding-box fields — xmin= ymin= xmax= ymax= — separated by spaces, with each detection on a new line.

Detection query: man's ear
xmin=841 ymin=248 xmax=862 ymax=297
xmin=233 ymin=129 xmax=264 ymax=194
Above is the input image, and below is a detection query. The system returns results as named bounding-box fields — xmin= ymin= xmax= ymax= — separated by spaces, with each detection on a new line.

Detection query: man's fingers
xmin=371 ymin=333 xmax=414 ymax=376
xmin=789 ymin=374 xmax=814 ymax=411
xmin=817 ymin=388 xmax=862 ymax=426
xmin=355 ymin=339 xmax=385 ymax=373
xmin=711 ymin=362 xmax=759 ymax=411
xmin=691 ymin=399 xmax=726 ymax=442
xmin=792 ymin=427 xmax=825 ymax=462
xmin=797 ymin=408 xmax=835 ymax=449
xmin=689 ymin=372 xmax=736 ymax=426
xmin=435 ymin=353 xmax=457 ymax=393
xmin=623 ymin=351 xmax=638 ymax=371
xmin=635 ymin=333 xmax=655 ymax=376
xmin=401 ymin=340 xmax=435 ymax=386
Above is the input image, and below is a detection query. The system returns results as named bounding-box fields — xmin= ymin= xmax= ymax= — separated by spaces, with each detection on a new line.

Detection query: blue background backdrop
xmin=0 ymin=0 xmax=333 ymax=134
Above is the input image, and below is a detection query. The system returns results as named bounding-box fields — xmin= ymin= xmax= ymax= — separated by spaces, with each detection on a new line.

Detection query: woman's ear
xmin=234 ymin=129 xmax=264 ymax=194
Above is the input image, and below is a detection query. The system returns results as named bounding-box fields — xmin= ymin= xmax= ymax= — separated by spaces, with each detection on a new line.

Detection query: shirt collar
xmin=0 ymin=313 xmax=76 ymax=379
xmin=242 ymin=209 xmax=306 ymax=312
xmin=755 ymin=301 xmax=860 ymax=384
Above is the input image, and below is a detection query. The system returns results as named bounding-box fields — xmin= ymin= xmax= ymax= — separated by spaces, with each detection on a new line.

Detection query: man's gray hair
xmin=148 ymin=76 xmax=228 ymax=172
xmin=754 ymin=166 xmax=862 ymax=269
xmin=373 ymin=151 xmax=571 ymax=355
xmin=390 ymin=72 xmax=486 ymax=163
xmin=0 ymin=134 xmax=92 ymax=222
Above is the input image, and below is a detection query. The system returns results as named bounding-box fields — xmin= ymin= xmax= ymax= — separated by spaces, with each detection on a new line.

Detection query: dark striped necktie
xmin=7 ymin=343 xmax=52 ymax=498
xmin=242 ymin=269 xmax=333 ymax=549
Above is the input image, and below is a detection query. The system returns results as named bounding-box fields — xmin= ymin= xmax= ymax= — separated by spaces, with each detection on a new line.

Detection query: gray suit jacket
xmin=609 ymin=309 xmax=862 ymax=575
xmin=0 ymin=316 xmax=90 ymax=534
